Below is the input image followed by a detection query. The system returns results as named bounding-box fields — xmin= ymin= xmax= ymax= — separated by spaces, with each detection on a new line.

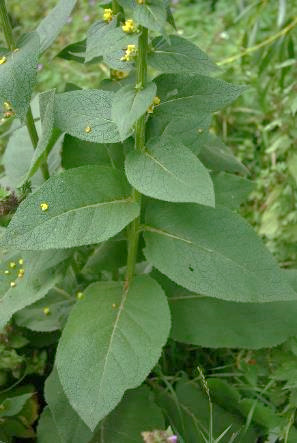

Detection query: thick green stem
xmin=125 ymin=27 xmax=148 ymax=286
xmin=0 ymin=0 xmax=49 ymax=181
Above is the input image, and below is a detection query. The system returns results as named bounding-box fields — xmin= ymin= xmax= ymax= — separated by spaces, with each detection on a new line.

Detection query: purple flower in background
xmin=167 ymin=437 xmax=178 ymax=443
xmin=37 ymin=63 xmax=43 ymax=71
xmin=83 ymin=15 xmax=90 ymax=22
xmin=66 ymin=16 xmax=73 ymax=24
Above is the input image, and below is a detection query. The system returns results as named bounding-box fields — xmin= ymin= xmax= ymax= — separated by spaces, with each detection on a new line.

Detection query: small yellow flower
xmin=121 ymin=44 xmax=137 ymax=62
xmin=112 ymin=303 xmax=117 ymax=308
xmin=147 ymin=96 xmax=161 ymax=114
xmin=4 ymin=270 xmax=10 ymax=275
xmin=10 ymin=281 xmax=16 ymax=288
xmin=43 ymin=307 xmax=51 ymax=316
xmin=112 ymin=70 xmax=129 ymax=80
xmin=76 ymin=291 xmax=84 ymax=300
xmin=103 ymin=8 xmax=113 ymax=23
xmin=40 ymin=202 xmax=49 ymax=212
xmin=18 ymin=269 xmax=25 ymax=278
xmin=18 ymin=258 xmax=24 ymax=265
xmin=0 ymin=56 xmax=7 ymax=65
xmin=198 ymin=128 xmax=204 ymax=134
xmin=3 ymin=101 xmax=12 ymax=111
xmin=9 ymin=262 xmax=16 ymax=269
xmin=137 ymin=0 xmax=144 ymax=3
xmin=122 ymin=19 xmax=137 ymax=33
xmin=85 ymin=126 xmax=92 ymax=133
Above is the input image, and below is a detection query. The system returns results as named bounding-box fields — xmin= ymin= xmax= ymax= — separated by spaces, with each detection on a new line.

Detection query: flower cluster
xmin=121 ymin=44 xmax=137 ymax=62
xmin=122 ymin=19 xmax=137 ymax=33
xmin=103 ymin=8 xmax=113 ymax=23
xmin=147 ymin=96 xmax=161 ymax=114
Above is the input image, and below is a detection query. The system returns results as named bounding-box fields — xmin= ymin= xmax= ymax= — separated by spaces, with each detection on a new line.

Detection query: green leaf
xmin=61 ymin=135 xmax=119 ymax=169
xmin=154 ymin=74 xmax=246 ymax=120
xmin=0 ymin=393 xmax=33 ymax=418
xmin=26 ymin=89 xmax=60 ymax=180
xmin=54 ymin=90 xmax=122 ymax=143
xmin=118 ymin=0 xmax=167 ymax=32
xmin=156 ymin=379 xmax=257 ymax=443
xmin=0 ymin=250 xmax=69 ymax=330
xmin=36 ymin=0 xmax=77 ymax=53
xmin=37 ymin=407 xmax=62 ymax=443
xmin=125 ymin=137 xmax=215 ymax=206
xmin=56 ymin=275 xmax=170 ymax=430
xmin=99 ymin=385 xmax=165 ymax=442
xmin=169 ymin=289 xmax=297 ymax=349
xmin=149 ymin=35 xmax=217 ymax=74
xmin=81 ymin=240 xmax=127 ymax=279
xmin=1 ymin=124 xmax=43 ymax=189
xmin=144 ymin=201 xmax=297 ymax=302
xmin=14 ymin=289 xmax=73 ymax=332
xmin=85 ymin=19 xmax=137 ymax=70
xmin=1 ymin=166 xmax=139 ymax=249
xmin=0 ymin=33 xmax=39 ymax=121
xmin=45 ymin=368 xmax=93 ymax=443
xmin=212 ymin=172 xmax=254 ymax=209
xmin=112 ymin=82 xmax=156 ymax=140
xmin=196 ymin=133 xmax=248 ymax=174
xmin=57 ymin=40 xmax=87 ymax=64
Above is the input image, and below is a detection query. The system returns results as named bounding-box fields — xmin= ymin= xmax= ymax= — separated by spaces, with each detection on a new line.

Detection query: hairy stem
xmin=125 ymin=27 xmax=148 ymax=286
xmin=0 ymin=0 xmax=49 ymax=180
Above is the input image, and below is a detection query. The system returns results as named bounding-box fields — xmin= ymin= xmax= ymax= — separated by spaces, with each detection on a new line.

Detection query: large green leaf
xmin=36 ymin=0 xmax=77 ymax=53
xmin=149 ymin=35 xmax=217 ymax=74
xmin=45 ymin=369 xmax=93 ymax=443
xmin=125 ymin=137 xmax=215 ymax=205
xmin=26 ymin=89 xmax=60 ymax=180
xmin=54 ymin=90 xmax=122 ymax=143
xmin=156 ymin=379 xmax=257 ymax=443
xmin=99 ymin=385 xmax=165 ymax=442
xmin=196 ymin=133 xmax=248 ymax=174
xmin=154 ymin=74 xmax=246 ymax=120
xmin=0 ymin=250 xmax=69 ymax=330
xmin=1 ymin=166 xmax=139 ymax=249
xmin=118 ymin=0 xmax=167 ymax=32
xmin=0 ymin=33 xmax=39 ymax=120
xmin=112 ymin=82 xmax=156 ymax=140
xmin=85 ymin=19 xmax=137 ymax=70
xmin=37 ymin=407 xmax=62 ymax=443
xmin=56 ymin=275 xmax=170 ymax=430
xmin=212 ymin=172 xmax=254 ymax=209
xmin=169 ymin=289 xmax=297 ymax=349
xmin=1 ymin=124 xmax=43 ymax=189
xmin=144 ymin=201 xmax=296 ymax=302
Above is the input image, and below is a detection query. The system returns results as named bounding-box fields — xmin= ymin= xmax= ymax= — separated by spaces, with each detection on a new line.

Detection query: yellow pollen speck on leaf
xmin=103 ymin=8 xmax=113 ymax=22
xmin=0 ymin=56 xmax=7 ymax=65
xmin=112 ymin=303 xmax=117 ymax=308
xmin=43 ymin=307 xmax=51 ymax=316
xmin=85 ymin=126 xmax=92 ymax=133
xmin=122 ymin=19 xmax=137 ymax=33
xmin=18 ymin=258 xmax=24 ymax=265
xmin=9 ymin=262 xmax=16 ymax=269
xmin=10 ymin=281 xmax=16 ymax=288
xmin=40 ymin=202 xmax=49 ymax=212
xmin=4 ymin=270 xmax=10 ymax=275
xmin=76 ymin=291 xmax=84 ymax=300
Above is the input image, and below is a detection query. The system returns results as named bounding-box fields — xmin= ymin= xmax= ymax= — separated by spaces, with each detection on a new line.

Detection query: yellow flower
xmin=18 ymin=269 xmax=25 ymax=278
xmin=9 ymin=262 xmax=16 ymax=269
xmin=85 ymin=125 xmax=92 ymax=133
xmin=40 ymin=202 xmax=49 ymax=212
xmin=122 ymin=19 xmax=137 ymax=33
xmin=18 ymin=258 xmax=24 ymax=265
xmin=43 ymin=307 xmax=51 ymax=315
xmin=147 ymin=96 xmax=161 ymax=114
xmin=121 ymin=44 xmax=137 ymax=62
xmin=0 ymin=56 xmax=7 ymax=65
xmin=112 ymin=70 xmax=129 ymax=80
xmin=103 ymin=8 xmax=113 ymax=22
xmin=10 ymin=281 xmax=16 ymax=288
xmin=76 ymin=291 xmax=84 ymax=300
xmin=137 ymin=0 xmax=144 ymax=3
xmin=3 ymin=101 xmax=12 ymax=111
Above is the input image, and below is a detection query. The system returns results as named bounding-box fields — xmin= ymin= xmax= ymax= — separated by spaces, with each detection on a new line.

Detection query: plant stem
xmin=125 ymin=27 xmax=148 ymax=287
xmin=0 ymin=0 xmax=49 ymax=180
